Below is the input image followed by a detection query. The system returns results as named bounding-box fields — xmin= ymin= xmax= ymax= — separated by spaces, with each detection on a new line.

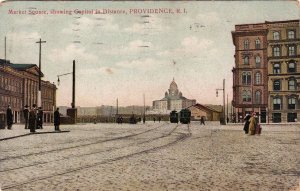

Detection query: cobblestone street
xmin=0 ymin=122 xmax=299 ymax=191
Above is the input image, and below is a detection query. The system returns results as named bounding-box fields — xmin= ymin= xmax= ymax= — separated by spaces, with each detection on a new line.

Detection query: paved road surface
xmin=0 ymin=122 xmax=299 ymax=191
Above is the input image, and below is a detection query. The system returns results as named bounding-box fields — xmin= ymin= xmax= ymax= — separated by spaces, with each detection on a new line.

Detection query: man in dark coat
xmin=37 ymin=107 xmax=43 ymax=129
xmin=23 ymin=105 xmax=29 ymax=129
xmin=6 ymin=105 xmax=13 ymax=130
xmin=243 ymin=114 xmax=251 ymax=134
xmin=54 ymin=108 xmax=60 ymax=131
xmin=200 ymin=116 xmax=205 ymax=125
xmin=29 ymin=104 xmax=37 ymax=133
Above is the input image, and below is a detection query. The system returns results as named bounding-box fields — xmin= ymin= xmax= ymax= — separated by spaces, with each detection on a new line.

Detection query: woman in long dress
xmin=249 ymin=113 xmax=257 ymax=135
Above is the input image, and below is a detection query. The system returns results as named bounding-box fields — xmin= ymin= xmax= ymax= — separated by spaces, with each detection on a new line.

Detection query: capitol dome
xmin=169 ymin=78 xmax=178 ymax=91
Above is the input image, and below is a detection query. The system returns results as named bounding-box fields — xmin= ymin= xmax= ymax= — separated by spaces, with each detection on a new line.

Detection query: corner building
xmin=232 ymin=23 xmax=268 ymax=123
xmin=232 ymin=20 xmax=300 ymax=123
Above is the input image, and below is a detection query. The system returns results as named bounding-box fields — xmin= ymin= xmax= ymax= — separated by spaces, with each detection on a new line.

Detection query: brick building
xmin=232 ymin=22 xmax=268 ymax=123
xmin=0 ymin=59 xmax=56 ymax=124
xmin=232 ymin=20 xmax=300 ymax=123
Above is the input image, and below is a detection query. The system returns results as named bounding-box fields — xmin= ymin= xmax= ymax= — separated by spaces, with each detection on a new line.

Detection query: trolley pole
xmin=216 ymin=79 xmax=226 ymax=125
xmin=36 ymin=38 xmax=46 ymax=108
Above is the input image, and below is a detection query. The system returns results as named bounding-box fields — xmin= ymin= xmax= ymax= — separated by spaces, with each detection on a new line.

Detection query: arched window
xmin=288 ymin=31 xmax=295 ymax=39
xmin=244 ymin=40 xmax=249 ymax=50
xmin=255 ymin=56 xmax=261 ymax=67
xmin=255 ymin=72 xmax=261 ymax=84
xmin=273 ymin=98 xmax=281 ymax=110
xmin=273 ymin=63 xmax=281 ymax=74
xmin=255 ymin=39 xmax=261 ymax=49
xmin=288 ymin=79 xmax=296 ymax=90
xmin=273 ymin=31 xmax=280 ymax=40
xmin=288 ymin=61 xmax=296 ymax=73
xmin=288 ymin=97 xmax=296 ymax=109
xmin=242 ymin=72 xmax=251 ymax=85
xmin=244 ymin=56 xmax=249 ymax=65
xmin=255 ymin=91 xmax=261 ymax=104
xmin=273 ymin=80 xmax=281 ymax=91
xmin=247 ymin=91 xmax=252 ymax=102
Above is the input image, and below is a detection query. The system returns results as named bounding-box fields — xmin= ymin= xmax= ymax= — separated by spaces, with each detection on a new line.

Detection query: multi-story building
xmin=0 ymin=59 xmax=56 ymax=124
xmin=232 ymin=22 xmax=268 ymax=123
xmin=153 ymin=79 xmax=196 ymax=113
xmin=266 ymin=20 xmax=300 ymax=123
xmin=232 ymin=19 xmax=300 ymax=123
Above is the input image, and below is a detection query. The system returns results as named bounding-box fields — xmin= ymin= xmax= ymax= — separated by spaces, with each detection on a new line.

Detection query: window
xmin=288 ymin=61 xmax=296 ymax=73
xmin=255 ymin=72 xmax=261 ymax=84
xmin=288 ymin=98 xmax=296 ymax=109
xmin=242 ymin=72 xmax=251 ymax=85
xmin=255 ymin=39 xmax=261 ymax=49
xmin=288 ymin=79 xmax=296 ymax=90
xmin=255 ymin=56 xmax=261 ymax=67
xmin=244 ymin=56 xmax=249 ymax=65
xmin=273 ymin=80 xmax=281 ymax=91
xmin=255 ymin=91 xmax=261 ymax=104
xmin=273 ymin=31 xmax=280 ymax=40
xmin=273 ymin=46 xmax=280 ymax=57
xmin=288 ymin=30 xmax=295 ymax=39
xmin=242 ymin=90 xmax=251 ymax=102
xmin=244 ymin=40 xmax=249 ymax=50
xmin=273 ymin=63 xmax=281 ymax=74
xmin=288 ymin=46 xmax=296 ymax=56
xmin=273 ymin=98 xmax=281 ymax=110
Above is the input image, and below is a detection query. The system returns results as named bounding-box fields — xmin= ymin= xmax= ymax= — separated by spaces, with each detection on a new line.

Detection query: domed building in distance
xmin=152 ymin=78 xmax=196 ymax=113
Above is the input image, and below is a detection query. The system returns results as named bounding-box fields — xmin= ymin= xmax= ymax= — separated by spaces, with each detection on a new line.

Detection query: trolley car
xmin=179 ymin=108 xmax=191 ymax=124
xmin=170 ymin=110 xmax=179 ymax=123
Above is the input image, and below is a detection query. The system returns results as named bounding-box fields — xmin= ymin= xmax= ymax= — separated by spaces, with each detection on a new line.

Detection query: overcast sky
xmin=0 ymin=1 xmax=299 ymax=107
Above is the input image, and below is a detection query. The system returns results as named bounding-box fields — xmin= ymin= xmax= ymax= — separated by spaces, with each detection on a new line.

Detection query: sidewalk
xmin=0 ymin=124 xmax=69 ymax=141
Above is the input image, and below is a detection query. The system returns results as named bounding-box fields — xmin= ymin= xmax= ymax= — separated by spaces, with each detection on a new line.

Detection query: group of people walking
xmin=243 ymin=112 xmax=261 ymax=135
xmin=5 ymin=104 xmax=61 ymax=132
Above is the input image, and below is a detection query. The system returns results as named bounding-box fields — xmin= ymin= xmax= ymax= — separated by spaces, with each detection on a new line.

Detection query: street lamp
xmin=216 ymin=79 xmax=226 ymax=125
xmin=57 ymin=60 xmax=76 ymax=109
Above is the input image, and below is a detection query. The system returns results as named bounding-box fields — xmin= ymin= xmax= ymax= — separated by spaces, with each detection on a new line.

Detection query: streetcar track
xmin=2 ymin=124 xmax=191 ymax=190
xmin=0 ymin=124 xmax=179 ymax=173
xmin=0 ymin=123 xmax=168 ymax=162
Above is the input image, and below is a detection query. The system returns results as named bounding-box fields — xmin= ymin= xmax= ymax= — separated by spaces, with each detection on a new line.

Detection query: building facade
xmin=266 ymin=20 xmax=300 ymax=123
xmin=187 ymin=104 xmax=222 ymax=121
xmin=0 ymin=59 xmax=56 ymax=124
xmin=153 ymin=79 xmax=196 ymax=113
xmin=232 ymin=20 xmax=300 ymax=123
xmin=232 ymin=22 xmax=268 ymax=123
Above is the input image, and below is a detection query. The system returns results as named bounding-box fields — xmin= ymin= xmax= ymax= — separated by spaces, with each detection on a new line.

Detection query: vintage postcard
xmin=0 ymin=1 xmax=299 ymax=191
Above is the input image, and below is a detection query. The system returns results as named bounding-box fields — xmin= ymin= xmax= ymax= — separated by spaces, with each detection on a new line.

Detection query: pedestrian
xmin=29 ymin=104 xmax=37 ymax=133
xmin=227 ymin=117 xmax=229 ymax=124
xmin=54 ymin=108 xmax=61 ymax=131
xmin=200 ymin=116 xmax=205 ymax=125
xmin=153 ymin=117 xmax=156 ymax=123
xmin=37 ymin=107 xmax=43 ymax=129
xmin=6 ymin=105 xmax=13 ymax=130
xmin=23 ymin=105 xmax=29 ymax=129
xmin=158 ymin=116 xmax=161 ymax=123
xmin=249 ymin=112 xmax=257 ymax=135
xmin=243 ymin=114 xmax=251 ymax=134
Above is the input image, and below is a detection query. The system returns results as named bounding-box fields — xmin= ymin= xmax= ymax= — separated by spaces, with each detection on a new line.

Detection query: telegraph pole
xmin=72 ymin=60 xmax=76 ymax=108
xmin=36 ymin=38 xmax=46 ymax=108
xmin=4 ymin=36 xmax=6 ymax=63
xmin=143 ymin=94 xmax=146 ymax=124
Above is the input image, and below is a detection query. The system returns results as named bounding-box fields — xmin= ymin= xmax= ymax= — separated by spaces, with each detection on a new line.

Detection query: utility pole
xmin=72 ymin=60 xmax=76 ymax=108
xmin=227 ymin=94 xmax=229 ymax=122
xmin=116 ymin=98 xmax=118 ymax=116
xmin=36 ymin=38 xmax=46 ymax=108
xmin=143 ymin=94 xmax=146 ymax=124
xmin=4 ymin=36 xmax=6 ymax=63
xmin=216 ymin=79 xmax=226 ymax=125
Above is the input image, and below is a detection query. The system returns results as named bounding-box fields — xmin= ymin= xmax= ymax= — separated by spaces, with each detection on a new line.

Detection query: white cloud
xmin=62 ymin=15 xmax=120 ymax=35
xmin=124 ymin=15 xmax=169 ymax=34
xmin=105 ymin=39 xmax=154 ymax=55
xmin=47 ymin=44 xmax=99 ymax=71
xmin=115 ymin=58 xmax=166 ymax=70
xmin=78 ymin=67 xmax=117 ymax=75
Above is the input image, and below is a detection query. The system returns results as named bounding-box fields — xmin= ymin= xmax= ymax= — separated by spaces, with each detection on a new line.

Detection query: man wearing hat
xmin=23 ymin=105 xmax=29 ymax=129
